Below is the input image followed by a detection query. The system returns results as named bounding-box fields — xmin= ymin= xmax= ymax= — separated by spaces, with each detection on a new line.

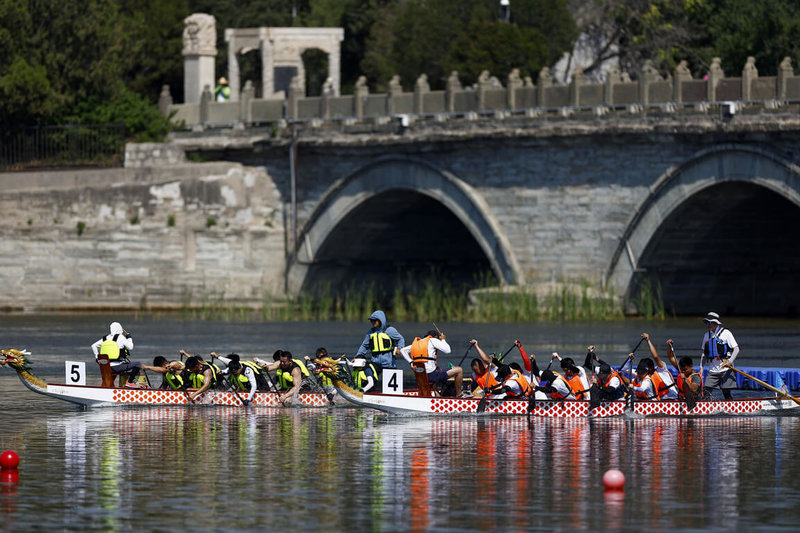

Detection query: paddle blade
xmin=477 ymin=394 xmax=488 ymax=413
xmin=682 ymin=381 xmax=697 ymax=411
xmin=589 ymin=384 xmax=601 ymax=410
xmin=527 ymin=394 xmax=536 ymax=413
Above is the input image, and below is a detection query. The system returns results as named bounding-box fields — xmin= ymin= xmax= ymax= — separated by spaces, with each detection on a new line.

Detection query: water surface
xmin=1 ymin=316 xmax=799 ymax=531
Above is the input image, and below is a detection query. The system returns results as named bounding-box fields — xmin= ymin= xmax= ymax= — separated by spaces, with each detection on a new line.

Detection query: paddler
xmin=535 ymin=369 xmax=577 ymax=400
xmin=469 ymin=339 xmax=500 ymax=396
xmin=641 ymin=332 xmax=678 ymax=399
xmin=141 ymin=356 xmax=185 ymax=389
xmin=492 ymin=363 xmax=532 ymax=398
xmin=351 ymin=355 xmax=379 ymax=392
xmin=91 ymin=321 xmax=142 ymax=387
xmin=355 ymin=310 xmax=405 ymax=372
xmin=398 ymin=329 xmax=466 ymax=397
xmin=700 ymin=312 xmax=739 ymax=400
xmin=553 ymin=355 xmax=591 ymax=400
xmin=629 ymin=356 xmax=673 ymax=401
xmin=666 ymin=339 xmax=704 ymax=401
xmin=260 ymin=351 xmax=312 ymax=403
xmin=182 ymin=353 xmax=221 ymax=401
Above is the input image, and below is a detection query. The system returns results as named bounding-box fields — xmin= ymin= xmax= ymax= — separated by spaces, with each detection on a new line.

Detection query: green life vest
xmin=276 ymin=359 xmax=310 ymax=389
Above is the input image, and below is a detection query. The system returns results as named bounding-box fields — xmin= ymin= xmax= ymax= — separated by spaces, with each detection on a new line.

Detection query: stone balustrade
xmin=163 ymin=57 xmax=800 ymax=129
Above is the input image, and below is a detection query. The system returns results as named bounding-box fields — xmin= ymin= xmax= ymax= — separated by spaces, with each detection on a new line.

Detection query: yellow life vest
xmin=99 ymin=339 xmax=121 ymax=361
xmin=277 ymin=359 xmax=310 ymax=389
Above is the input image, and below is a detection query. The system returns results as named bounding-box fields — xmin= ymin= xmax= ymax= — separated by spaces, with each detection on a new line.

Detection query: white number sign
xmin=382 ymin=369 xmax=403 ymax=395
xmin=65 ymin=361 xmax=86 ymax=386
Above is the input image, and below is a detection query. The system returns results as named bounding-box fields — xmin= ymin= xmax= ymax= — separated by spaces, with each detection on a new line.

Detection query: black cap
xmin=598 ymin=363 xmax=612 ymax=377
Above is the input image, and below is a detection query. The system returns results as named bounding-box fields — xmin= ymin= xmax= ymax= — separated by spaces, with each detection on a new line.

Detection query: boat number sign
xmin=382 ymin=369 xmax=403 ymax=395
xmin=65 ymin=361 xmax=86 ymax=386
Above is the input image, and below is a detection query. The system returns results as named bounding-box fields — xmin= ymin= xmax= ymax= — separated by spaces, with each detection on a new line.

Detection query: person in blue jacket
xmin=355 ymin=310 xmax=405 ymax=371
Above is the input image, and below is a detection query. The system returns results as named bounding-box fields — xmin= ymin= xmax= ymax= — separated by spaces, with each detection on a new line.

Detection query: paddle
xmin=456 ymin=344 xmax=474 ymax=368
xmin=727 ymin=365 xmax=800 ymax=406
xmin=667 ymin=342 xmax=697 ymax=411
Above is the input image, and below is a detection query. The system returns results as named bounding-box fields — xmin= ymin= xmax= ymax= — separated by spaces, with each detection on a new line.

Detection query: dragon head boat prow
xmin=1 ymin=348 xmax=48 ymax=390
xmin=312 ymin=356 xmax=364 ymax=399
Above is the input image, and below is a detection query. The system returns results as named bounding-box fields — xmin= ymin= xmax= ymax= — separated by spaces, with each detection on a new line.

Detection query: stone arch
xmin=286 ymin=157 xmax=523 ymax=295
xmin=607 ymin=144 xmax=800 ymax=314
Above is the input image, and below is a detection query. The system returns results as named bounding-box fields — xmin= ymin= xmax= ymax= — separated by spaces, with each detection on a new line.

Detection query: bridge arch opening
xmin=288 ymin=157 xmax=522 ymax=302
xmin=631 ymin=181 xmax=800 ymax=316
xmin=301 ymin=188 xmax=496 ymax=295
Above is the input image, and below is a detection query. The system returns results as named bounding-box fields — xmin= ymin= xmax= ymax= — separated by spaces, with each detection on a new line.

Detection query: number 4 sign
xmin=65 ymin=361 xmax=86 ymax=386
xmin=382 ymin=368 xmax=403 ymax=395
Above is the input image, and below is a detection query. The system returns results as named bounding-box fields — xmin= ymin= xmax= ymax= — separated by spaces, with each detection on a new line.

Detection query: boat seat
xmin=96 ymin=356 xmax=130 ymax=387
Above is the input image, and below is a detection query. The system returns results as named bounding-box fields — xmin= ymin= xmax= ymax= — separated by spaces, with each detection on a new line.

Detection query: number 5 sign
xmin=65 ymin=361 xmax=86 ymax=386
xmin=382 ymin=369 xmax=403 ymax=395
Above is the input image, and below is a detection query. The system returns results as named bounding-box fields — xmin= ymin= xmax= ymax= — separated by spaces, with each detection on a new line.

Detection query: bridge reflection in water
xmin=1 ymin=408 xmax=790 ymax=531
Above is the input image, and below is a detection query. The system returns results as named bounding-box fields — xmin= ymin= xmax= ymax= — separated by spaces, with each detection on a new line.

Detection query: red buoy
xmin=0 ymin=450 xmax=19 ymax=470
xmin=602 ymin=469 xmax=625 ymax=490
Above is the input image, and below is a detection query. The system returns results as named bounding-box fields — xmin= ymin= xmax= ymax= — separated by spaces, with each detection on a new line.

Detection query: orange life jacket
xmin=503 ymin=369 xmax=532 ymax=398
xmin=410 ymin=336 xmax=435 ymax=363
xmin=547 ymin=374 xmax=575 ymax=400
xmin=600 ymin=368 xmax=622 ymax=388
xmin=676 ymin=370 xmax=703 ymax=398
xmin=634 ymin=372 xmax=670 ymax=400
xmin=474 ymin=369 xmax=499 ymax=390
xmin=565 ymin=373 xmax=587 ymax=400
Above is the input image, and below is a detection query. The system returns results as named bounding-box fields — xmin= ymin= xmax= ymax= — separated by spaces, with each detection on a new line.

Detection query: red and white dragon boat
xmin=313 ymin=358 xmax=800 ymax=418
xmin=0 ymin=349 xmax=332 ymax=408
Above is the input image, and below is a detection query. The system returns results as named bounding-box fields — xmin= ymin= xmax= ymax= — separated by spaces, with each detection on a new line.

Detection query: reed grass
xmin=179 ymin=271 xmax=639 ymax=322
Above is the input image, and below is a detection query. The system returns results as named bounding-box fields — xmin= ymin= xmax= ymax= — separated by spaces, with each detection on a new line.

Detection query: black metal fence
xmin=0 ymin=123 xmax=125 ymax=171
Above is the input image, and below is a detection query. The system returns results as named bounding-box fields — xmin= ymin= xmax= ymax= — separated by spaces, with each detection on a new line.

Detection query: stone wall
xmin=0 ymin=162 xmax=286 ymax=311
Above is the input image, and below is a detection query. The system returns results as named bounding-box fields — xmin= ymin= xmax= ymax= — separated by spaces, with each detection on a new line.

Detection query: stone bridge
xmin=3 ymin=110 xmax=800 ymax=316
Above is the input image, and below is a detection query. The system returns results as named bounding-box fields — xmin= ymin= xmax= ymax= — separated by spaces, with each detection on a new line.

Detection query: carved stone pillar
xmin=673 ymin=61 xmax=692 ymax=103
xmin=777 ymin=57 xmax=793 ymax=99
xmin=446 ymin=71 xmax=462 ymax=113
xmin=158 ymin=85 xmax=173 ymax=117
xmin=182 ymin=13 xmax=217 ymax=104
xmin=354 ymin=76 xmax=368 ymax=118
xmin=706 ymin=57 xmax=724 ymax=102
xmin=507 ymin=69 xmax=522 ymax=109
xmin=388 ymin=75 xmax=403 ymax=114
xmin=741 ymin=57 xmax=757 ymax=101
xmin=639 ymin=60 xmax=660 ymax=105
xmin=537 ymin=67 xmax=552 ymax=107
xmin=414 ymin=74 xmax=429 ymax=114
xmin=570 ymin=66 xmax=585 ymax=107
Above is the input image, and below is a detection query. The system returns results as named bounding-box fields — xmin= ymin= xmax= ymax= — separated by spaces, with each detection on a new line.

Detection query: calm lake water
xmin=1 ymin=315 xmax=800 ymax=531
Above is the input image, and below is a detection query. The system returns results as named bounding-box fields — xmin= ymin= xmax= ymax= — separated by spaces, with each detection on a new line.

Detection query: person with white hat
xmin=701 ymin=311 xmax=739 ymax=399
xmin=214 ymin=76 xmax=230 ymax=102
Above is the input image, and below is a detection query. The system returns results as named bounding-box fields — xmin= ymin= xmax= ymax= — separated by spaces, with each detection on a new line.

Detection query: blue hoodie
xmin=355 ymin=310 xmax=405 ymax=359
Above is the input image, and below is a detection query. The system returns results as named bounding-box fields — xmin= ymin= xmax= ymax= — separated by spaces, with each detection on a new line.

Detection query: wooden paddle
xmin=727 ymin=365 xmax=800 ymax=406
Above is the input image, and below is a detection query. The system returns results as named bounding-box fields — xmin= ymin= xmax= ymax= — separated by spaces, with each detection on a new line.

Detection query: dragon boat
xmin=0 ymin=349 xmax=332 ymax=408
xmin=313 ymin=357 xmax=800 ymax=418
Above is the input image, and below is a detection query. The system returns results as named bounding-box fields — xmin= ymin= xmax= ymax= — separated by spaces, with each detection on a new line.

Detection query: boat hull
xmin=332 ymin=381 xmax=800 ymax=417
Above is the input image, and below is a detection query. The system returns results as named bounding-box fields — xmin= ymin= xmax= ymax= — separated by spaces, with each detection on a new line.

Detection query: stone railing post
xmin=537 ymin=67 xmax=552 ymax=107
xmin=354 ymin=76 xmax=368 ymax=118
xmin=446 ymin=71 xmax=462 ymax=112
xmin=777 ymin=57 xmax=793 ymax=99
xmin=388 ymin=75 xmax=402 ymax=114
xmin=414 ymin=74 xmax=429 ymax=114
xmin=199 ymin=84 xmax=212 ymax=123
xmin=604 ymin=65 xmax=620 ymax=105
xmin=570 ymin=66 xmax=585 ymax=106
xmin=639 ymin=59 xmax=660 ymax=105
xmin=673 ymin=60 xmax=692 ymax=103
xmin=240 ymin=80 xmax=254 ymax=124
xmin=476 ymin=70 xmax=492 ymax=110
xmin=507 ymin=69 xmax=522 ymax=109
xmin=706 ymin=57 xmax=724 ymax=102
xmin=182 ymin=13 xmax=217 ymax=104
xmin=740 ymin=57 xmax=757 ymax=101
xmin=320 ymin=77 xmax=334 ymax=119
xmin=287 ymin=75 xmax=302 ymax=119
xmin=158 ymin=85 xmax=173 ymax=117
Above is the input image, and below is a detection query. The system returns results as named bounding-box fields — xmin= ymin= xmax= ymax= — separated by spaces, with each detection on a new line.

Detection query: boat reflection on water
xmin=32 ymin=410 xmax=800 ymax=531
